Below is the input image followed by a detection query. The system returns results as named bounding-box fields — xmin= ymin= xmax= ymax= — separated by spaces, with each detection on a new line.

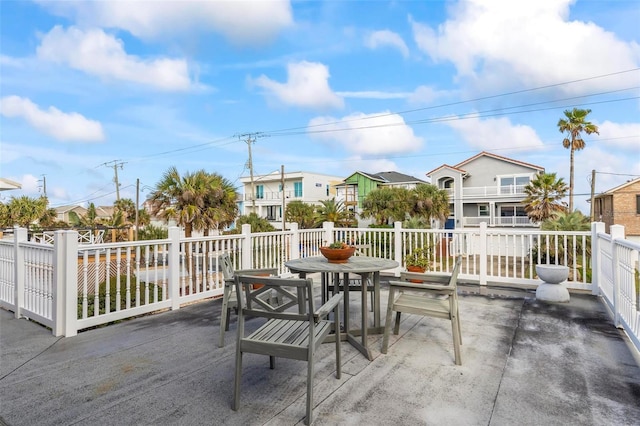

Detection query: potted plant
xmin=320 ymin=241 xmax=356 ymax=263
xmin=405 ymin=246 xmax=431 ymax=273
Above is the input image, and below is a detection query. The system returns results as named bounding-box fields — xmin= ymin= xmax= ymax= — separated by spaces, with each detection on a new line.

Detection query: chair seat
xmin=392 ymin=293 xmax=451 ymax=318
xmin=243 ymin=319 xmax=332 ymax=360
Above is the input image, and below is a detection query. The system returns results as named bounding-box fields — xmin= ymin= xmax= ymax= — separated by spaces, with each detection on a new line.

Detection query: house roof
xmin=453 ymin=151 xmax=544 ymax=171
xmin=343 ymin=171 xmax=426 ymax=184
xmin=372 ymin=171 xmax=426 ymax=184
xmin=0 ymin=178 xmax=21 ymax=191
xmin=594 ymin=177 xmax=640 ymax=198
xmin=54 ymin=205 xmax=87 ymax=214
xmin=425 ymin=164 xmax=468 ymax=177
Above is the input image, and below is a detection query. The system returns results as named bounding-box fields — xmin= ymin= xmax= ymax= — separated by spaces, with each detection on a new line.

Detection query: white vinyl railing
xmin=1 ymin=222 xmax=638 ymax=355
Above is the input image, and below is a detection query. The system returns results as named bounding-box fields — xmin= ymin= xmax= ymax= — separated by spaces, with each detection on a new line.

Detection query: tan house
xmin=593 ymin=177 xmax=640 ymax=242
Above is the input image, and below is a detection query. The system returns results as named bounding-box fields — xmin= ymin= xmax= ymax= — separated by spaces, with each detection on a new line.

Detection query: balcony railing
xmin=243 ymin=190 xmax=299 ymax=201
xmin=464 ymin=216 xmax=538 ymax=227
xmin=446 ymin=185 xmax=528 ymax=199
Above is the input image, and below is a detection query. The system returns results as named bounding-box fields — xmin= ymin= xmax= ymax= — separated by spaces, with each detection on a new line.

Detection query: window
xmin=256 ymin=185 xmax=264 ymax=199
xmin=266 ymin=205 xmax=280 ymax=221
xmin=326 ymin=185 xmax=330 ymax=196
xmin=294 ymin=181 xmax=303 ymax=197
xmin=499 ymin=175 xmax=530 ymax=194
xmin=636 ymin=195 xmax=640 ymax=214
xmin=478 ymin=204 xmax=489 ymax=217
xmin=500 ymin=206 xmax=527 ymax=217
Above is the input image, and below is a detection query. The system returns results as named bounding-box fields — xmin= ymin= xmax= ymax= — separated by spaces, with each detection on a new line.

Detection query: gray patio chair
xmin=381 ymin=255 xmax=463 ymax=365
xmin=232 ymin=274 xmax=342 ymax=425
xmin=218 ymin=253 xmax=278 ymax=347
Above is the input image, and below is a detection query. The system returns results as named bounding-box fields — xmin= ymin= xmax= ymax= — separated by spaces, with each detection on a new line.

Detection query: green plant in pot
xmin=405 ymin=247 xmax=431 ymax=272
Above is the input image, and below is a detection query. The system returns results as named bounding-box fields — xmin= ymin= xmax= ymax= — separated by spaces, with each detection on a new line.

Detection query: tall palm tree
xmin=149 ymin=167 xmax=210 ymax=238
xmin=557 ymin=108 xmax=599 ymax=212
xmin=523 ymin=172 xmax=568 ymax=223
xmin=412 ymin=183 xmax=450 ymax=225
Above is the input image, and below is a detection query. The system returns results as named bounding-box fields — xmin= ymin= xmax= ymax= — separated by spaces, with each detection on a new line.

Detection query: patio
xmin=1 ymin=277 xmax=639 ymax=425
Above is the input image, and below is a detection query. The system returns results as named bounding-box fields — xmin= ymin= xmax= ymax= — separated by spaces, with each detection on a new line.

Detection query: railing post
xmin=13 ymin=227 xmax=27 ymax=319
xmin=242 ymin=224 xmax=252 ymax=269
xmin=610 ymin=224 xmax=625 ymax=328
xmin=168 ymin=227 xmax=181 ymax=310
xmin=322 ymin=222 xmax=334 ymax=246
xmin=290 ymin=222 xmax=300 ymax=260
xmin=394 ymin=221 xmax=403 ymax=276
xmin=61 ymin=230 xmax=78 ymax=337
xmin=479 ymin=222 xmax=488 ymax=286
xmin=591 ymin=222 xmax=605 ymax=296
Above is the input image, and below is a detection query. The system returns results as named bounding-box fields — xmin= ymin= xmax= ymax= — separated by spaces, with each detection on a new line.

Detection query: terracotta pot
xmin=406 ymin=265 xmax=426 ymax=283
xmin=319 ymin=246 xmax=356 ymax=263
xmin=252 ymin=272 xmax=270 ymax=290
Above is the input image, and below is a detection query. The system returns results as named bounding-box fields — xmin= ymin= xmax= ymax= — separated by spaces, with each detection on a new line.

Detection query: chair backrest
xmin=448 ymin=255 xmax=462 ymax=286
xmin=235 ymin=275 xmax=315 ymax=321
xmin=219 ymin=253 xmax=235 ymax=280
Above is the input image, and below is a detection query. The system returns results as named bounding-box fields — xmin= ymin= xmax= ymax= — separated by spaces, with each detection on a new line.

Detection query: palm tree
xmin=149 ymin=167 xmax=212 ymax=237
xmin=412 ymin=184 xmax=450 ymax=226
xmin=201 ymin=173 xmax=238 ymax=235
xmin=314 ymin=198 xmax=354 ymax=227
xmin=557 ymin=108 xmax=599 ymax=212
xmin=523 ymin=172 xmax=568 ymax=223
xmin=7 ymin=196 xmax=49 ymax=230
xmin=361 ymin=187 xmax=411 ymax=225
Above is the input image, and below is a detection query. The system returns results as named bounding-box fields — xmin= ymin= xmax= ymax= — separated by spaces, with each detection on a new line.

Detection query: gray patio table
xmin=284 ymin=256 xmax=399 ymax=360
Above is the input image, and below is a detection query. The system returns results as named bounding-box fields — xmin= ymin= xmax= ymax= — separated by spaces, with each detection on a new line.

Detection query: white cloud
xmin=337 ymin=91 xmax=411 ymax=99
xmin=445 ymin=113 xmax=544 ymax=151
xmin=410 ymin=0 xmax=640 ymax=91
xmin=252 ymin=61 xmax=344 ymax=109
xmin=407 ymin=85 xmax=449 ymax=105
xmin=37 ymin=26 xmax=195 ymax=91
xmin=593 ymin=120 xmax=640 ymax=149
xmin=308 ymin=111 xmax=423 ymax=155
xmin=18 ymin=174 xmax=40 ymax=194
xmin=364 ymin=30 xmax=409 ymax=58
xmin=37 ymin=0 xmax=293 ymax=46
xmin=0 ymin=96 xmax=105 ymax=142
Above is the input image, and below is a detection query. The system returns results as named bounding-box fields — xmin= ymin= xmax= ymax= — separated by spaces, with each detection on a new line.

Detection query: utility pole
xmin=590 ymin=169 xmax=596 ymax=222
xmin=102 ymin=160 xmax=126 ymax=201
xmin=238 ymin=133 xmax=264 ymax=211
xmin=281 ymin=164 xmax=286 ymax=230
xmin=38 ymin=175 xmax=47 ymax=198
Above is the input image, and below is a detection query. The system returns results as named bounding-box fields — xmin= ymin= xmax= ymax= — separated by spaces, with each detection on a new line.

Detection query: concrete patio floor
xmin=1 ymin=278 xmax=639 ymax=426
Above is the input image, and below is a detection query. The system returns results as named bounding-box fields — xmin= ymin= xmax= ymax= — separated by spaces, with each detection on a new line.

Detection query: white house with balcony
xmin=427 ymin=151 xmax=544 ymax=229
xmin=240 ymin=171 xmax=344 ymax=230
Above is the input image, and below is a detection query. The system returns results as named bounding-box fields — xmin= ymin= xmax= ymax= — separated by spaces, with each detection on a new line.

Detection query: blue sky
xmin=1 ymin=0 xmax=639 ymax=215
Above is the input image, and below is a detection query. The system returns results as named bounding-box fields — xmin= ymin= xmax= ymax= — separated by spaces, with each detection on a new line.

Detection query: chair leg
xmin=381 ymin=287 xmax=395 ymax=354
xmin=232 ymin=351 xmax=242 ymax=411
xmin=306 ymin=355 xmax=314 ymax=425
xmin=393 ymin=312 xmax=401 ymax=335
xmin=219 ymin=285 xmax=232 ymax=348
xmin=451 ymin=314 xmax=462 ymax=366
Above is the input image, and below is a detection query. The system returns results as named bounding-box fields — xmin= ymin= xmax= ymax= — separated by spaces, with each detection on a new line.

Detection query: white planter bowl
xmin=535 ymin=264 xmax=569 ymax=284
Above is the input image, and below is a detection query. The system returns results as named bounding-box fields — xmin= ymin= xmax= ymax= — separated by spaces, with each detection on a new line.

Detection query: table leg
xmin=373 ymin=271 xmax=380 ymax=328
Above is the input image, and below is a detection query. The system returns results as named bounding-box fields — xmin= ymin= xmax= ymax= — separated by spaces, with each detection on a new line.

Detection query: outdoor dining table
xmin=284 ymin=256 xmax=399 ymax=360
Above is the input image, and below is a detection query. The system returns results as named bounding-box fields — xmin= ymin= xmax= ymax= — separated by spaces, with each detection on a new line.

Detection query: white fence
xmin=1 ymin=222 xmax=638 ymax=353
